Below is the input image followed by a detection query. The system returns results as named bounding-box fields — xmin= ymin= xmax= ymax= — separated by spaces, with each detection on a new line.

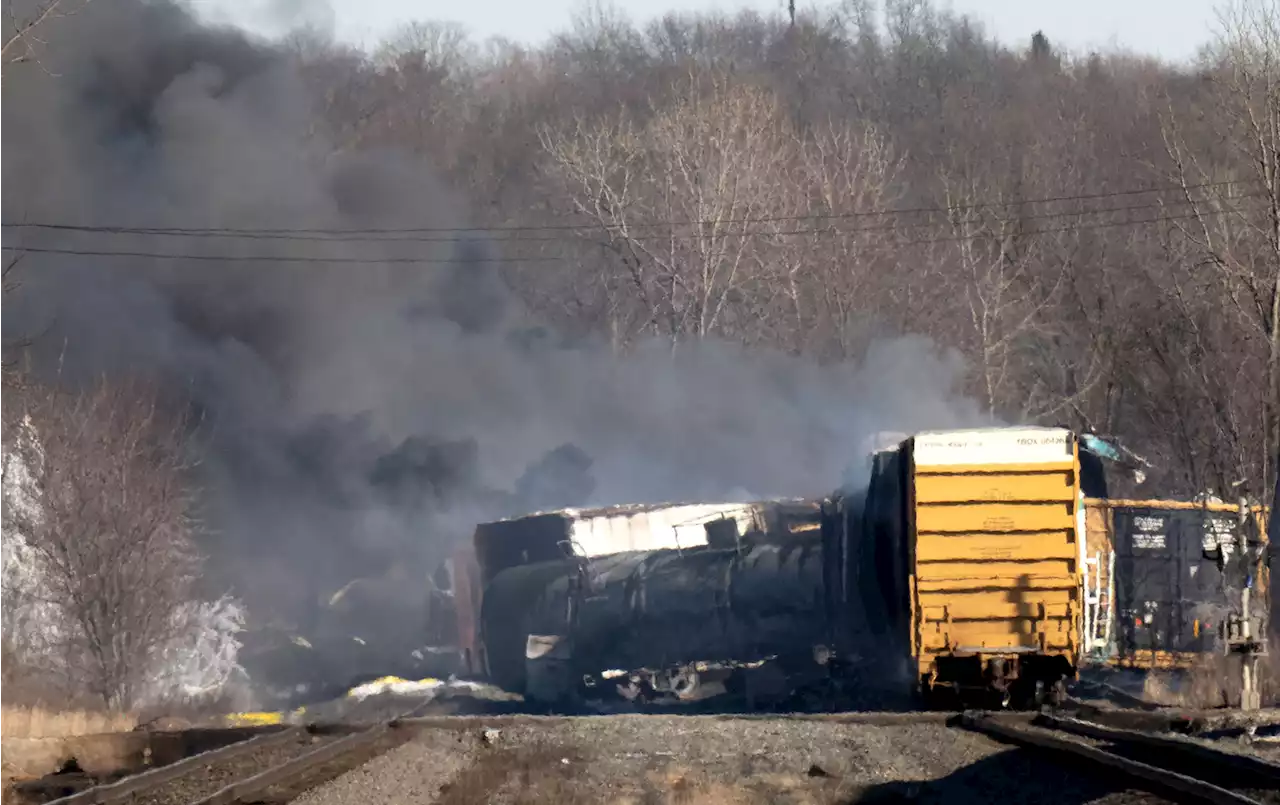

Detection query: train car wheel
xmin=1048 ymin=679 xmax=1068 ymax=708
xmin=919 ymin=682 xmax=944 ymax=711
xmin=990 ymin=687 xmax=1012 ymax=710
xmin=617 ymin=677 xmax=655 ymax=703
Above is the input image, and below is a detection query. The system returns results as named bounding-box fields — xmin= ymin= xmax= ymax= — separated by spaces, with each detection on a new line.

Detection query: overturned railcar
xmin=458 ymin=498 xmax=826 ymax=690
xmin=494 ymin=537 xmax=833 ymax=704
xmin=467 ymin=428 xmax=1089 ymax=710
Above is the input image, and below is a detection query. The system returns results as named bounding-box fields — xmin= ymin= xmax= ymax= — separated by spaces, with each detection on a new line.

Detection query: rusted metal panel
xmin=451 ymin=543 xmax=483 ymax=677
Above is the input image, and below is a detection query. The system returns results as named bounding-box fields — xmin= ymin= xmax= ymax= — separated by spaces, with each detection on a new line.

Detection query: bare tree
xmin=2 ymin=377 xmax=202 ymax=709
xmin=786 ymin=119 xmax=903 ymax=358
xmin=2 ymin=0 xmax=89 ymax=66
xmin=930 ymin=165 xmax=1069 ymax=419
xmin=372 ymin=20 xmax=475 ymax=74
xmin=1159 ymin=0 xmax=1280 ymax=495
xmin=538 ymin=74 xmax=804 ymax=347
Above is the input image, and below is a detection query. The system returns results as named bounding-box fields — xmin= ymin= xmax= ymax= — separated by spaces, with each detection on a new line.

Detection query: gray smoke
xmin=2 ymin=0 xmax=983 ymax=694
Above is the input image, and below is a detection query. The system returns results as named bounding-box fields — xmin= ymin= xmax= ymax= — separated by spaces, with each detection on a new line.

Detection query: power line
xmin=30 ymin=189 xmax=1269 ymax=243
xmin=0 ymin=206 xmax=1252 ymax=265
xmin=0 ymin=179 xmax=1260 ymax=237
xmin=0 ymin=189 xmax=1259 ymax=252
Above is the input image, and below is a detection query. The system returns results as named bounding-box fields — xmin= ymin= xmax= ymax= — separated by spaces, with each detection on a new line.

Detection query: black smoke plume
xmin=2 ymin=0 xmax=981 ymax=700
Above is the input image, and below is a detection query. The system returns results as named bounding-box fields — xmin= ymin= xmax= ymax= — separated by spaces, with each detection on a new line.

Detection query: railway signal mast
xmin=1209 ymin=488 xmax=1268 ymax=711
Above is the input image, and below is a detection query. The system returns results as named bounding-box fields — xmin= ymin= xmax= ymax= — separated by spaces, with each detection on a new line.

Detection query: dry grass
xmin=134 ymin=691 xmax=258 ymax=730
xmin=0 ymin=706 xmax=137 ymax=739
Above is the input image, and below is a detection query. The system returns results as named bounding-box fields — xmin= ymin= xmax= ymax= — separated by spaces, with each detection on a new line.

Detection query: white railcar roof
xmin=911 ymin=426 xmax=1076 ymax=467
xmin=489 ymin=496 xmax=813 ymax=525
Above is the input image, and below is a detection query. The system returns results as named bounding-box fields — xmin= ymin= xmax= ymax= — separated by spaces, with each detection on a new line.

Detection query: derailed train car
xmin=454 ymin=498 xmax=825 ymax=687
xmin=466 ymin=426 xmax=1088 ymax=710
xmin=824 ymin=426 xmax=1085 ymax=708
xmin=494 ymin=537 xmax=833 ymax=704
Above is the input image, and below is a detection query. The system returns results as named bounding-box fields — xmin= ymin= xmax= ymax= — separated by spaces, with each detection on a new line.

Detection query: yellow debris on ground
xmin=223 ymin=711 xmax=285 ymax=726
xmin=345 ymin=676 xmax=443 ymax=700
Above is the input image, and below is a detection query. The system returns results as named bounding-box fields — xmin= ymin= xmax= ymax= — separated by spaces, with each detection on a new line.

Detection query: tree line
xmin=280 ymin=0 xmax=1280 ymax=500
xmin=4 ymin=0 xmax=1280 ymax=709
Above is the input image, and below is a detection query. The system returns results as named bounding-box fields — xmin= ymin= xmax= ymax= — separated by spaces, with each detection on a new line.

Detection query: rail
xmin=187 ymin=720 xmax=399 ymax=805
xmin=961 ymin=710 xmax=1280 ymax=805
xmin=44 ymin=699 xmax=436 ymax=805
xmin=41 ymin=727 xmax=304 ymax=805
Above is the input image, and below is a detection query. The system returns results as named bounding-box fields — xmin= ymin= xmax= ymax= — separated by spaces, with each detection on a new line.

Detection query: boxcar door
xmin=1113 ymin=507 xmax=1179 ymax=664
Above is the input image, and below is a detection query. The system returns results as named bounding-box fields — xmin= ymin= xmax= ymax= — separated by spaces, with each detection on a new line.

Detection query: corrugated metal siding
xmin=566 ymin=503 xmax=761 ymax=555
xmin=908 ymin=429 xmax=1082 ymax=677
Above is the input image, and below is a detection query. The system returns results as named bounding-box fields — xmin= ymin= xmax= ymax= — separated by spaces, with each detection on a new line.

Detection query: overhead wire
xmin=0 ymin=191 xmax=1263 ymax=247
xmin=0 ymin=178 xmax=1261 ymax=238
xmin=0 ymin=202 xmax=1260 ymax=265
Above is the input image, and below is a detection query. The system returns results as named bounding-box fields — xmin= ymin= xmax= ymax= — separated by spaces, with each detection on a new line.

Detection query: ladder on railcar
xmin=1082 ymin=551 xmax=1115 ymax=660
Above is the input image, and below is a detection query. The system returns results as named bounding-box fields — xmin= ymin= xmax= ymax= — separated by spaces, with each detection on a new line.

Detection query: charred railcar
xmin=465 ymin=427 xmax=1090 ymax=710
xmin=456 ymin=498 xmax=825 ymax=685
xmin=480 ymin=534 xmax=840 ymax=704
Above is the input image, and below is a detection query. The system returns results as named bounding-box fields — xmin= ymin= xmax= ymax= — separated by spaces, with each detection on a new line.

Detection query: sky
xmin=194 ymin=0 xmax=1221 ymax=64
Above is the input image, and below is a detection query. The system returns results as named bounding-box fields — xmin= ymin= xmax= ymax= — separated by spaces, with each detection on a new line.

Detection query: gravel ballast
xmin=294 ymin=715 xmax=1178 ymax=804
xmin=124 ymin=730 xmax=343 ymax=805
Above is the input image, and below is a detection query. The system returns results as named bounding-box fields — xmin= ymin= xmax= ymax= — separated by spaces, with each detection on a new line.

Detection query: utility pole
xmin=1221 ymin=494 xmax=1265 ymax=711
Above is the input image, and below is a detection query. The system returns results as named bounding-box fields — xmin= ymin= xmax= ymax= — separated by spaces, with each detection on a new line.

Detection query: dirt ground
xmin=293 ymin=715 xmax=1170 ymax=805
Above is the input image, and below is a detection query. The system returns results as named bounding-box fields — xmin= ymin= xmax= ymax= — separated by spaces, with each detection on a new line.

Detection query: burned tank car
xmin=477 ymin=557 xmax=578 ymax=694
xmin=480 ymin=535 xmax=837 ymax=704
xmin=817 ymin=472 xmax=918 ymax=707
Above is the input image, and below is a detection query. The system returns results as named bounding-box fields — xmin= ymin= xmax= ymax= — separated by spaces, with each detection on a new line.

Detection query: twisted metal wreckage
xmin=244 ymin=429 xmax=1273 ymax=712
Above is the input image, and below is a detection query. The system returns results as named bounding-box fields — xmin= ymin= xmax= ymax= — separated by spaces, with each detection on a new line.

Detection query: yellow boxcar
xmin=900 ymin=427 xmax=1082 ymax=708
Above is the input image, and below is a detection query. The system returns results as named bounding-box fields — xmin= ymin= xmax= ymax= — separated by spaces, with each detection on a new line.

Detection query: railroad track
xmin=962 ymin=710 xmax=1280 ymax=805
xmin=43 ymin=700 xmax=436 ymax=805
xmin=33 ymin=706 xmax=1280 ymax=805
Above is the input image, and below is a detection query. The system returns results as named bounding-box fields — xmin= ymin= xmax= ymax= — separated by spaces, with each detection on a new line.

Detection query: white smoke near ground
xmin=2 ymin=424 xmax=250 ymax=708
xmin=2 ymin=0 xmax=988 ymax=701
xmin=139 ymin=596 xmax=252 ymax=709
xmin=2 ymin=418 xmax=72 ymax=676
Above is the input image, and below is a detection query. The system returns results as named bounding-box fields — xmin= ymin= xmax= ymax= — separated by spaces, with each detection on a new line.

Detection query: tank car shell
xmin=479 ymin=558 xmax=577 ymax=693
xmin=571 ymin=538 xmax=829 ymax=676
xmin=477 ymin=537 xmax=833 ymax=699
